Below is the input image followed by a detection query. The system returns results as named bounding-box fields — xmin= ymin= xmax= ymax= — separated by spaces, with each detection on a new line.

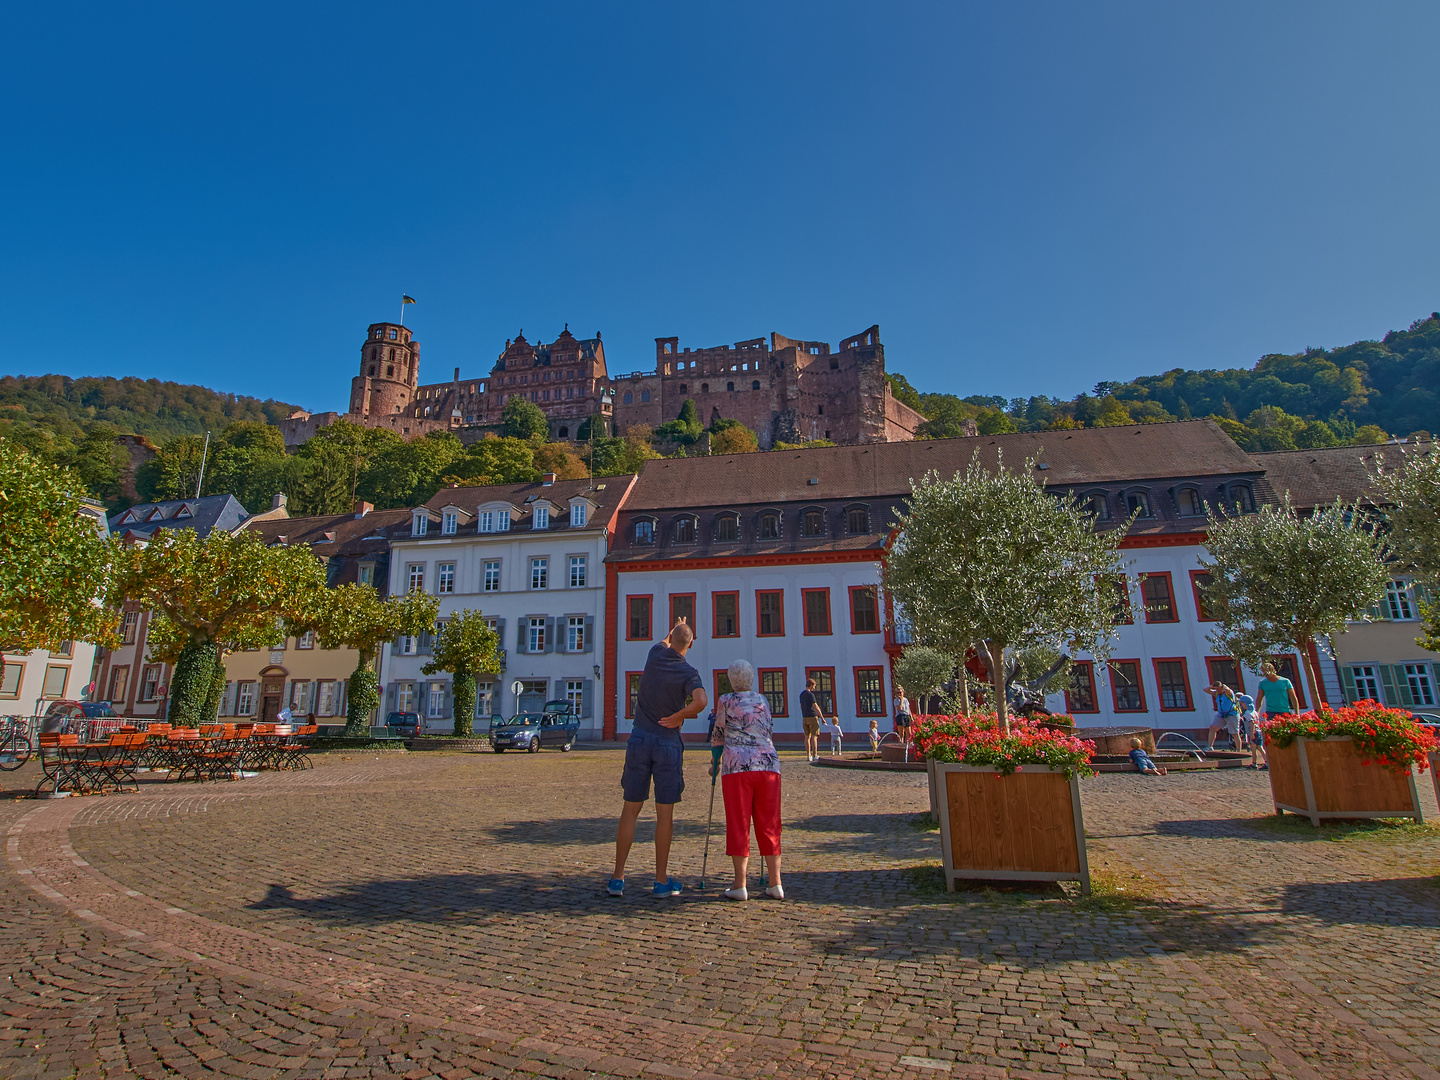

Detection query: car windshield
xmin=499 ymin=714 xmax=543 ymax=727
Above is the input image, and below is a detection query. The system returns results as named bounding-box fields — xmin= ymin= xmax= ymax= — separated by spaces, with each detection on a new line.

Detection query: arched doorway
xmin=259 ymin=665 xmax=288 ymax=723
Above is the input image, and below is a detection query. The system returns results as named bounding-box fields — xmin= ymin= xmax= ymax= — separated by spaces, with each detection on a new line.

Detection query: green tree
xmin=711 ymin=424 xmax=759 ymax=455
xmin=893 ymin=646 xmax=954 ymax=713
xmin=360 ymin=430 xmax=465 ymax=508
xmin=588 ymin=428 xmax=660 ymax=476
xmin=1199 ymin=498 xmax=1389 ymax=705
xmin=442 ymin=436 xmax=540 ymax=487
xmin=1376 ymin=447 xmax=1440 ymax=650
xmin=975 ymin=409 xmax=1018 ymax=435
xmin=422 ymin=609 xmax=501 ymax=737
xmin=67 ymin=424 xmax=127 ymax=506
xmin=137 ymin=434 xmax=209 ymax=502
xmin=882 ymin=452 xmax=1131 ymax=732
xmin=112 ymin=530 xmax=329 ymax=725
xmin=532 ymin=441 xmax=590 ymax=479
xmin=207 ymin=421 xmax=292 ymax=513
xmin=501 ymin=397 xmax=549 ymax=441
xmin=0 ymin=440 xmax=118 ymax=683
xmin=303 ymin=584 xmax=440 ymax=735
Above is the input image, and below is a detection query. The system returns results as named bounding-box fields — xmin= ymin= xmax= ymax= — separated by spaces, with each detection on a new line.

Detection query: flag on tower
xmin=402 ymin=295 xmax=417 ymax=305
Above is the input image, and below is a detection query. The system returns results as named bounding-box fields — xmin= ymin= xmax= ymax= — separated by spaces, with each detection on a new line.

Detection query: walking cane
xmin=698 ymin=744 xmax=720 ymax=891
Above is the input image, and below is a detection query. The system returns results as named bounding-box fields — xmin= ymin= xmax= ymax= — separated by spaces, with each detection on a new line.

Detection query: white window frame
xmin=290 ymin=680 xmax=313 ymax=713
xmin=396 ymin=682 xmax=416 ymax=712
xmin=236 ymin=681 xmax=256 ymax=716
xmin=567 ymin=616 xmax=585 ymax=652
xmin=1404 ymin=663 xmax=1435 ymax=706
xmin=533 ymin=505 xmax=549 ymax=530
xmin=1350 ymin=665 xmax=1381 ymax=701
xmin=566 ymin=679 xmax=584 ymax=714
xmin=442 ymin=511 xmax=458 ymax=535
xmin=408 ymin=563 xmax=425 ymax=593
xmin=400 ymin=635 xmax=418 ymax=656
xmin=359 ymin=564 xmax=375 ymax=586
xmin=413 ymin=513 xmax=429 ymax=536
xmin=484 ymin=560 xmax=501 ymax=592
xmin=475 ymin=681 xmax=495 ymax=718
xmin=427 ymin=681 xmax=447 ymax=719
xmin=1386 ymin=580 xmax=1415 ymax=621
xmin=531 ymin=558 xmax=548 ymax=590
xmin=316 ymin=680 xmax=338 ymax=716
xmin=569 ymin=556 xmax=586 ymax=588
xmin=480 ymin=510 xmax=495 ymax=533
xmin=571 ymin=502 xmax=587 ymax=527
xmin=296 ymin=630 xmax=315 ymax=650
xmin=122 ymin=610 xmax=139 ymax=644
xmin=497 ymin=512 xmax=510 ymax=532
xmin=437 ymin=562 xmax=456 ymax=595
xmin=528 ymin=617 xmax=547 ymax=653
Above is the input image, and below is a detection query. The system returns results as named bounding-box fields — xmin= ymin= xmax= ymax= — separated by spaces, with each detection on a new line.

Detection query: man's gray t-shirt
xmin=634 ymin=642 xmax=702 ymax=741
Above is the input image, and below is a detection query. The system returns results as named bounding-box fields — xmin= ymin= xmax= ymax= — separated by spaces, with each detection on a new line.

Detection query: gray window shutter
xmin=582 ymin=678 xmax=593 ymax=719
xmin=516 ymin=621 xmax=527 ymax=654
xmin=393 ymin=634 xmax=404 ymax=651
xmin=555 ymin=619 xmax=567 ymax=654
xmin=443 ymin=681 xmax=453 ymax=719
xmin=386 ymin=683 xmax=396 ymax=707
xmin=419 ymin=630 xmax=433 ymax=656
xmin=1339 ymin=666 xmax=1358 ymax=704
xmin=1394 ymin=665 xmax=1417 ymax=707
xmin=543 ymin=617 xmax=555 ymax=654
xmin=583 ymin=616 xmax=595 ymax=654
xmin=1379 ymin=665 xmax=1402 ymax=707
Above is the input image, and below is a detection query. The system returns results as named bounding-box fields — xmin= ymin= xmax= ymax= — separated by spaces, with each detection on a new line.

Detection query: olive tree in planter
xmin=422 ymin=609 xmax=501 ymax=738
xmin=112 ymin=530 xmax=329 ymax=726
xmin=893 ymin=645 xmax=954 ymax=717
xmin=883 ymin=451 xmax=1131 ymax=735
xmin=303 ymin=585 xmax=440 ymax=736
xmin=1199 ymin=497 xmax=1389 ymax=707
xmin=0 ymin=441 xmax=119 ymax=684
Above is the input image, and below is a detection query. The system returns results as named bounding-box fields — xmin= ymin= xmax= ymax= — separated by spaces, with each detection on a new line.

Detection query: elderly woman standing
xmin=709 ymin=659 xmax=784 ymax=901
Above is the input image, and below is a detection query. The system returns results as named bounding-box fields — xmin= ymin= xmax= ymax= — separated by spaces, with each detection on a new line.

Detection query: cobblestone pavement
xmin=2 ymin=747 xmax=1439 ymax=1079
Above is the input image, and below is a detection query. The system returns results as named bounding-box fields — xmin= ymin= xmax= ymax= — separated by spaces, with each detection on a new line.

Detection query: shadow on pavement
xmin=1280 ymin=878 xmax=1440 ymax=927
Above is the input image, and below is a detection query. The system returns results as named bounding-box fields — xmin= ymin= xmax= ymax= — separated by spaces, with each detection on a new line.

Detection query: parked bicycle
xmin=0 ymin=717 xmax=34 ymax=771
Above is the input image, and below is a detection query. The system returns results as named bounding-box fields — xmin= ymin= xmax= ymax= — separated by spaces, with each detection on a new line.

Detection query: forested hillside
xmin=888 ymin=311 xmax=1440 ymax=451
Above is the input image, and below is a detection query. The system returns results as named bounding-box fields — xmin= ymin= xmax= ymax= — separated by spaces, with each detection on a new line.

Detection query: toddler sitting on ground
xmin=1129 ymin=737 xmax=1166 ymax=776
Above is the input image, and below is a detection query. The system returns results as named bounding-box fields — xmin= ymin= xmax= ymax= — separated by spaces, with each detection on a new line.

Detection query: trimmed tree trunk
xmin=168 ymin=640 xmax=216 ymax=727
xmin=987 ymin=640 xmax=1010 ymax=734
xmin=201 ymin=645 xmax=226 ymax=723
xmin=451 ymin=668 xmax=475 ymax=738
xmin=1295 ymin=635 xmax=1323 ymax=713
xmin=345 ymin=648 xmax=380 ymax=737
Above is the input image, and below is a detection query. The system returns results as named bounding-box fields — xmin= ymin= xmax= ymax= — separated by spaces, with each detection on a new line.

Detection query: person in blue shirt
xmin=609 ymin=618 xmax=708 ymax=899
xmin=1129 ymin=737 xmax=1166 ymax=776
xmin=1203 ymin=682 xmax=1241 ymax=751
xmin=1257 ymin=662 xmax=1300 ymax=719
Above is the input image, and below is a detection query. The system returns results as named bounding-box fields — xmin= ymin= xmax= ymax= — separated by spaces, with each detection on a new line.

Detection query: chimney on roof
xmin=271 ymin=493 xmax=288 ymax=511
xmin=454 ymin=366 xmax=460 ymax=381
xmin=353 ymin=500 xmax=373 ymax=518
xmin=542 ymin=472 xmax=556 ymax=486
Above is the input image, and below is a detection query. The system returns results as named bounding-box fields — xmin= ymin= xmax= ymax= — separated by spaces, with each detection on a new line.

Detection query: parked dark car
xmin=489 ymin=710 xmax=579 ymax=753
xmin=386 ymin=711 xmax=421 ymax=737
xmin=41 ymin=700 xmax=116 ymax=732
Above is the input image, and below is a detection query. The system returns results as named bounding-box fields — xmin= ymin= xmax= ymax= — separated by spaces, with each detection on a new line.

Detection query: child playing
xmin=1129 ymin=737 xmax=1166 ymax=776
xmin=822 ymin=717 xmax=843 ymax=757
xmin=868 ymin=719 xmax=880 ymax=753
xmin=1238 ymin=693 xmax=1267 ymax=770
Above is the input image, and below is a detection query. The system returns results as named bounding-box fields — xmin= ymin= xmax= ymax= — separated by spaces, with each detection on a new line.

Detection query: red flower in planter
xmin=1263 ymin=701 xmax=1438 ymax=774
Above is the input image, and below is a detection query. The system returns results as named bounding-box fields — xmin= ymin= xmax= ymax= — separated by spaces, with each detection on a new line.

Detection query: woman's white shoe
xmin=722 ymin=887 xmax=748 ymax=901
xmin=765 ymin=885 xmax=785 ymax=900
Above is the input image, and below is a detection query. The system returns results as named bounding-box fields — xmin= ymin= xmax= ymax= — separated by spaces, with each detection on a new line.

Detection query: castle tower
xmin=349 ymin=322 xmax=420 ymax=421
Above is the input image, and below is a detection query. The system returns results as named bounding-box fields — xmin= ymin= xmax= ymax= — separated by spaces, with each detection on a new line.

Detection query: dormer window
xmin=412 ymin=512 xmax=429 ymax=536
xmin=801 ymin=509 xmax=825 ymax=537
xmin=1177 ymin=488 xmax=1204 ymax=516
xmin=533 ymin=505 xmax=549 ymax=530
xmin=442 ymin=511 xmax=458 ymax=535
xmin=715 ymin=514 xmax=738 ymax=542
xmin=1084 ymin=492 xmax=1113 ymax=521
xmin=759 ymin=512 xmax=781 ymax=540
xmin=1230 ymin=484 xmax=1256 ymax=514
xmin=674 ymin=516 xmax=696 ymax=544
xmin=479 ymin=510 xmax=495 ymax=533
xmin=846 ymin=506 xmax=869 ymax=534
xmin=634 ymin=519 xmax=655 ymax=545
xmin=1125 ymin=492 xmax=1152 ymax=519
xmin=570 ymin=502 xmax=588 ymax=527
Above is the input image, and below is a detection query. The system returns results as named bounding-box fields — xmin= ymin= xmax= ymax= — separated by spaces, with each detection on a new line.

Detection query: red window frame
xmin=759 ymin=667 xmax=789 ymax=716
xmin=712 ymin=669 xmax=734 ymax=699
xmin=805 ymin=666 xmax=837 ymax=715
xmin=669 ymin=593 xmax=696 ymax=631
xmin=1204 ymin=656 xmax=1245 ymax=697
xmin=1098 ymin=574 xmax=1132 ymax=624
xmin=1140 ymin=572 xmax=1179 ymax=623
xmin=1152 ymin=656 xmax=1194 ymax=711
xmin=625 ymin=672 xmax=642 ymax=718
xmin=712 ymin=591 xmax=740 ymax=638
xmin=854 ymin=666 xmax=886 ymax=717
xmin=848 ymin=585 xmax=880 ymax=634
xmin=1064 ymin=660 xmax=1100 ymax=714
xmin=756 ymin=590 xmax=785 ymax=637
xmin=626 ymin=595 xmax=652 ymax=641
xmin=801 ymin=588 xmax=832 ymax=636
xmin=1108 ymin=659 xmax=1147 ymax=713
xmin=1268 ymin=655 xmax=1308 ymax=709
xmin=1190 ymin=570 xmax=1218 ymax=622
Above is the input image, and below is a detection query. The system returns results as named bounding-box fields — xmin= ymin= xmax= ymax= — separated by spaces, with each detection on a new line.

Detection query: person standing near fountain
xmin=894 ymin=683 xmax=914 ymax=749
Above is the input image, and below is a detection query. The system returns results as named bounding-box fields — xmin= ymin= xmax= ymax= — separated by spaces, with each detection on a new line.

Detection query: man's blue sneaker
xmin=653 ymin=877 xmax=683 ymax=897
xmin=607 ymin=878 xmax=624 ymax=897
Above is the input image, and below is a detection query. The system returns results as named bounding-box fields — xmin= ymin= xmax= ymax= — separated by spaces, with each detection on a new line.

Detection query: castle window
xmin=846 ymin=506 xmax=869 ymax=534
xmin=752 ymin=380 xmax=761 ymax=390
xmin=818 ymin=405 xmax=824 ymax=415
xmin=387 ymin=366 xmax=394 ymax=377
xmin=801 ymin=510 xmax=825 ymax=537
xmin=1125 ymin=491 xmax=1153 ymax=518
xmin=558 ymin=426 xmax=569 ymax=438
xmin=369 ymin=366 xmax=375 ymax=376
xmin=701 ymin=384 xmax=709 ymax=393
xmin=759 ymin=512 xmax=781 ymax=540
xmin=388 ymin=329 xmax=397 ymax=340
xmin=715 ymin=514 xmax=738 ymax=542
xmin=679 ymin=384 xmax=687 ymax=393
xmin=640 ymin=389 xmax=651 ymax=403
xmin=727 ymin=382 xmax=734 ymax=392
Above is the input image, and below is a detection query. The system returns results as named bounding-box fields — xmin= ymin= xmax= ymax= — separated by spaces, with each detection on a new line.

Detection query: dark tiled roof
xmin=244 ymin=508 xmax=412 ymax=552
xmin=107 ymin=494 xmax=250 ymax=540
xmin=1253 ymin=443 xmax=1433 ymax=509
xmin=622 ymin=420 xmax=1261 ymax=511
xmin=411 ymin=475 xmax=637 ymax=534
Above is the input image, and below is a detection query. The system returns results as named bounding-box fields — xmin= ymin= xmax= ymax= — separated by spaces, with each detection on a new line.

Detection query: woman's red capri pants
xmin=721 ymin=771 xmax=782 ymax=857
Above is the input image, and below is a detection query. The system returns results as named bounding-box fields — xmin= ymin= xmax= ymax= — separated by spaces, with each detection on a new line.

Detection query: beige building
xmin=220 ymin=502 xmax=409 ymax=724
xmin=1256 ymin=442 xmax=1439 ymax=712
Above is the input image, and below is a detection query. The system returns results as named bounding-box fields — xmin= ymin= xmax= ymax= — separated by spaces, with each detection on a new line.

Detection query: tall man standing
xmin=800 ymin=677 xmax=824 ymax=762
xmin=610 ymin=618 xmax=708 ymax=898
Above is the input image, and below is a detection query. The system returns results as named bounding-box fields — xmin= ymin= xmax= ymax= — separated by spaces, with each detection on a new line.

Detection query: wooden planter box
xmin=1268 ymin=736 xmax=1426 ymax=825
xmin=933 ymin=762 xmax=1090 ymax=894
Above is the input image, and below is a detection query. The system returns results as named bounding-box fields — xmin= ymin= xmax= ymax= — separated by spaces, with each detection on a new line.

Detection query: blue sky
xmin=2 ymin=3 xmax=1438 ymax=412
